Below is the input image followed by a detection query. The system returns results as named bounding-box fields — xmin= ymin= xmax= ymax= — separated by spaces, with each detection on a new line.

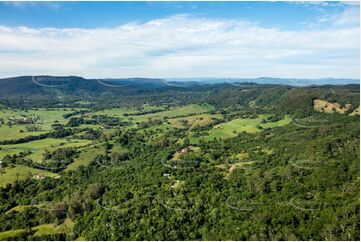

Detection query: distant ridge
xmin=166 ymin=77 xmax=360 ymax=86
xmin=0 ymin=75 xmax=359 ymax=97
xmin=0 ymin=76 xmax=169 ymax=96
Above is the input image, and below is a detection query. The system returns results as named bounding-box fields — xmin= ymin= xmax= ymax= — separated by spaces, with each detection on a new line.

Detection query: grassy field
xmin=168 ymin=113 xmax=223 ymax=128
xmin=27 ymin=139 xmax=92 ymax=162
xmin=0 ymin=229 xmax=26 ymax=240
xmin=0 ymin=219 xmax=74 ymax=240
xmin=80 ymin=104 xmax=214 ymax=129
xmin=65 ymin=144 xmax=106 ymax=171
xmin=129 ymin=104 xmax=215 ymax=123
xmin=92 ymin=104 xmax=165 ymax=116
xmin=190 ymin=115 xmax=291 ymax=142
xmin=216 ymin=161 xmax=254 ymax=169
xmin=215 ymin=161 xmax=255 ymax=178
xmin=233 ymin=152 xmax=249 ymax=160
xmin=138 ymin=123 xmax=174 ymax=143
xmin=5 ymin=205 xmax=35 ymax=215
xmin=91 ymin=107 xmax=139 ymax=117
xmin=0 ymin=138 xmax=92 ymax=162
xmin=0 ymin=105 xmax=214 ymax=143
xmin=0 ymin=125 xmax=45 ymax=142
xmin=0 ymin=108 xmax=79 ymax=141
xmin=33 ymin=219 xmax=74 ymax=237
xmin=0 ymin=165 xmax=57 ymax=187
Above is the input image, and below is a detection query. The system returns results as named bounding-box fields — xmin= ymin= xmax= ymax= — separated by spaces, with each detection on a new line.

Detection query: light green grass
xmin=0 ymin=219 xmax=74 ymax=240
xmin=0 ymin=228 xmax=26 ymax=240
xmin=168 ymin=113 xmax=222 ymax=128
xmin=215 ymin=161 xmax=255 ymax=178
xmin=138 ymin=123 xmax=174 ymax=142
xmin=260 ymin=116 xmax=292 ymax=128
xmin=130 ymin=104 xmax=215 ymax=123
xmin=0 ymin=165 xmax=57 ymax=187
xmin=170 ymin=180 xmax=185 ymax=189
xmin=91 ymin=104 xmax=163 ymax=118
xmin=65 ymin=145 xmax=106 ymax=171
xmin=5 ymin=205 xmax=35 ymax=214
xmin=233 ymin=152 xmax=249 ymax=160
xmin=110 ymin=143 xmax=127 ymax=154
xmin=0 ymin=138 xmax=92 ymax=162
xmin=33 ymin=219 xmax=74 ymax=236
xmin=262 ymin=148 xmax=274 ymax=155
xmin=27 ymin=139 xmax=92 ymax=162
xmin=0 ymin=124 xmax=45 ymax=142
xmin=0 ymin=108 xmax=80 ymax=141
xmin=199 ymin=115 xmax=291 ymax=141
xmin=91 ymin=107 xmax=138 ymax=117
xmin=233 ymin=161 xmax=255 ymax=167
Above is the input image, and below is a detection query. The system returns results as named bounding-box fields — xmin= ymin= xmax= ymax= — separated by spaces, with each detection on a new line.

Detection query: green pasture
xmin=168 ymin=113 xmax=223 ymax=128
xmin=190 ymin=115 xmax=291 ymax=142
xmin=0 ymin=108 xmax=81 ymax=141
xmin=0 ymin=165 xmax=57 ymax=187
xmin=5 ymin=205 xmax=35 ymax=215
xmin=0 ymin=124 xmax=45 ymax=142
xmin=0 ymin=229 xmax=26 ymax=240
xmin=138 ymin=123 xmax=173 ymax=142
xmin=65 ymin=144 xmax=106 ymax=171
xmin=0 ymin=138 xmax=92 ymax=162
xmin=129 ymin=104 xmax=215 ymax=123
xmin=33 ymin=219 xmax=74 ymax=236
xmin=91 ymin=104 xmax=164 ymax=117
xmin=0 ymin=219 xmax=74 ymax=240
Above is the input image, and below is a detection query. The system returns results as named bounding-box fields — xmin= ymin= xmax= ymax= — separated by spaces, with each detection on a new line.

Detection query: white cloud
xmin=0 ymin=13 xmax=359 ymax=79
xmin=293 ymin=1 xmax=360 ymax=29
xmin=331 ymin=6 xmax=360 ymax=26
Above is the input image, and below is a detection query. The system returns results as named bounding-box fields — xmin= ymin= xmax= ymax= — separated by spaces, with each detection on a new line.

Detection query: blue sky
xmin=0 ymin=1 xmax=359 ymax=78
xmin=0 ymin=1 xmax=345 ymax=29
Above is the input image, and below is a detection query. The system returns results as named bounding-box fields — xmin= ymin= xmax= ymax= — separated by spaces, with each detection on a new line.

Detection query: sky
xmin=0 ymin=1 xmax=359 ymax=79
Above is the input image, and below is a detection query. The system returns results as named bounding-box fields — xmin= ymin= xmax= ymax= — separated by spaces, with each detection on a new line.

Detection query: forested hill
xmin=0 ymin=76 xmax=359 ymax=117
xmin=0 ymin=76 xmax=359 ymax=98
xmin=0 ymin=76 xmax=172 ymax=96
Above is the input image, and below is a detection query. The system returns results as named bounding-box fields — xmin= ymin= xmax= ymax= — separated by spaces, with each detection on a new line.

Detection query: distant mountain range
xmin=0 ymin=75 xmax=358 ymax=97
xmin=167 ymin=77 xmax=360 ymax=86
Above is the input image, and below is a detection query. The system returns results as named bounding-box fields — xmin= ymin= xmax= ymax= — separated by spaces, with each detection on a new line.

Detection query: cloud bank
xmin=0 ymin=9 xmax=359 ymax=79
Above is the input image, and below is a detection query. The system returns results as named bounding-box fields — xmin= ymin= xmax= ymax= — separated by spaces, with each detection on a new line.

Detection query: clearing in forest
xmin=168 ymin=113 xmax=223 ymax=128
xmin=313 ymin=99 xmax=351 ymax=114
xmin=199 ymin=115 xmax=291 ymax=141
xmin=0 ymin=138 xmax=92 ymax=161
xmin=0 ymin=165 xmax=57 ymax=187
